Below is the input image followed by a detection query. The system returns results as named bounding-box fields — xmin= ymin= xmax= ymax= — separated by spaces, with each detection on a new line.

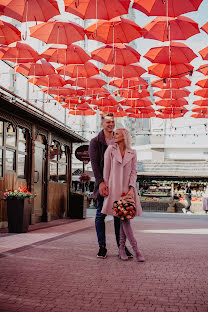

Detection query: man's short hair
xmin=101 ymin=113 xmax=114 ymax=121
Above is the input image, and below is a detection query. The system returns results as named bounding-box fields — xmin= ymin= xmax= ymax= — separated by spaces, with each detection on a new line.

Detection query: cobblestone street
xmin=0 ymin=212 xmax=208 ymax=312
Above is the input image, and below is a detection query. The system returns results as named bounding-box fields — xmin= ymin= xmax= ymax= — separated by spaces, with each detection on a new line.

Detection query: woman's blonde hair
xmin=116 ymin=128 xmax=131 ymax=149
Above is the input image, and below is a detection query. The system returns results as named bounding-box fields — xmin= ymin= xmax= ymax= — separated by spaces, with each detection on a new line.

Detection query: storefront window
xmin=6 ymin=150 xmax=16 ymax=171
xmin=0 ymin=121 xmax=3 ymax=146
xmin=59 ymin=145 xmax=66 ymax=163
xmin=18 ymin=128 xmax=27 ymax=152
xmin=58 ymin=164 xmax=67 ymax=182
xmin=6 ymin=124 xmax=16 ymax=147
xmin=0 ymin=149 xmax=2 ymax=177
xmin=17 ymin=154 xmax=26 ymax=179
xmin=50 ymin=162 xmax=58 ymax=182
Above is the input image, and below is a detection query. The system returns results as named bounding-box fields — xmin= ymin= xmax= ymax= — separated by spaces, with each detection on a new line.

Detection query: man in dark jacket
xmin=89 ymin=113 xmax=133 ymax=258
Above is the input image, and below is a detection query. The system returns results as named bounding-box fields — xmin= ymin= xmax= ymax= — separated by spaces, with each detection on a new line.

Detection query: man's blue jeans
xmin=95 ymin=197 xmax=120 ymax=248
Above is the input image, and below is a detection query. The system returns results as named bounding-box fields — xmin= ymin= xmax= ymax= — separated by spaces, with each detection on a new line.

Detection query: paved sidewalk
xmin=0 ymin=213 xmax=208 ymax=312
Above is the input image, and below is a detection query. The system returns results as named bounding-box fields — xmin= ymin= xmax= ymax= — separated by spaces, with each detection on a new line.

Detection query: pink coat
xmin=101 ymin=144 xmax=142 ymax=216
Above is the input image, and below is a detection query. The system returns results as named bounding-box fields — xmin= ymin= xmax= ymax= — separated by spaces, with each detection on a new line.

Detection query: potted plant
xmin=3 ymin=187 xmax=37 ymax=233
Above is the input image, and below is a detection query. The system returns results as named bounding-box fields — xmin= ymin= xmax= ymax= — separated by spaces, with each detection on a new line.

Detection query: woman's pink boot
xmin=119 ymin=223 xmax=128 ymax=261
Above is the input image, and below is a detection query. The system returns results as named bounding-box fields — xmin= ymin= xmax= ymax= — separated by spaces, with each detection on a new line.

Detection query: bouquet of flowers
xmin=3 ymin=187 xmax=37 ymax=200
xmin=113 ymin=194 xmax=136 ymax=221
xmin=79 ymin=173 xmax=91 ymax=183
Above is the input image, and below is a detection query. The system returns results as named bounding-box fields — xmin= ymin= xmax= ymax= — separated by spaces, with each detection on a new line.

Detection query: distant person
xmin=182 ymin=183 xmax=192 ymax=214
xmin=89 ymin=113 xmax=133 ymax=259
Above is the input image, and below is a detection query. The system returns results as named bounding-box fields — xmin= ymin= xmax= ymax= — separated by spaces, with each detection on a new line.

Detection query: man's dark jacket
xmin=89 ymin=130 xmax=108 ymax=200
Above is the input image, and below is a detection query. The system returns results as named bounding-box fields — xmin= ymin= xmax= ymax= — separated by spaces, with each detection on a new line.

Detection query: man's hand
xmin=99 ymin=182 xmax=109 ymax=197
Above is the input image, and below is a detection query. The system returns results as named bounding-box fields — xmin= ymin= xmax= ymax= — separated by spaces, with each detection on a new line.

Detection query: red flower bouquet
xmin=113 ymin=195 xmax=136 ymax=221
xmin=79 ymin=173 xmax=91 ymax=183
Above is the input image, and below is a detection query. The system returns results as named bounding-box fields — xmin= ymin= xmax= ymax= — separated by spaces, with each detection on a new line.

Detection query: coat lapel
xmin=122 ymin=149 xmax=134 ymax=167
xmin=112 ymin=145 xmax=134 ymax=166
xmin=112 ymin=144 xmax=122 ymax=164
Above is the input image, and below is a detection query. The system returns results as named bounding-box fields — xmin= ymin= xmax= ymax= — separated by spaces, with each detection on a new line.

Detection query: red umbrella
xmin=144 ymin=42 xmax=197 ymax=65
xmin=151 ymin=77 xmax=191 ymax=89
xmin=69 ymin=109 xmax=96 ymax=116
xmin=197 ymin=64 xmax=208 ymax=76
xmin=196 ymin=78 xmax=208 ymax=88
xmin=41 ymin=87 xmax=80 ymax=96
xmin=199 ymin=47 xmax=208 ymax=60
xmin=56 ymin=62 xmax=99 ymax=78
xmin=194 ymin=88 xmax=208 ymax=98
xmin=156 ymin=108 xmax=188 ymax=118
xmin=191 ymin=113 xmax=208 ymax=118
xmin=125 ymin=107 xmax=155 ymax=114
xmin=0 ymin=20 xmax=21 ymax=45
xmin=56 ymin=96 xmax=87 ymax=104
xmin=100 ymin=63 xmax=146 ymax=78
xmin=120 ymin=98 xmax=152 ymax=107
xmin=148 ymin=63 xmax=194 ymax=78
xmin=128 ymin=112 xmax=155 ymax=118
xmin=85 ymin=17 xmax=142 ymax=44
xmin=0 ymin=0 xmax=60 ymax=22
xmin=132 ymin=0 xmax=203 ymax=17
xmin=142 ymin=16 xmax=200 ymax=41
xmin=201 ymin=22 xmax=208 ymax=35
xmin=30 ymin=20 xmax=85 ymax=45
xmin=29 ymin=74 xmax=66 ymax=87
xmin=82 ymin=87 xmax=110 ymax=98
xmin=14 ymin=58 xmax=56 ymax=76
xmin=156 ymin=112 xmax=185 ymax=119
xmin=62 ymin=103 xmax=91 ymax=110
xmin=90 ymin=96 xmax=118 ymax=107
xmin=67 ymin=76 xmax=107 ymax=89
xmin=41 ymin=44 xmax=90 ymax=65
xmin=91 ymin=43 xmax=141 ymax=65
xmin=109 ymin=77 xmax=148 ymax=89
xmin=154 ymin=88 xmax=190 ymax=99
xmin=114 ymin=89 xmax=150 ymax=98
xmin=99 ymin=106 xmax=123 ymax=113
xmin=64 ymin=0 xmax=130 ymax=20
xmin=113 ymin=111 xmax=127 ymax=117
xmin=192 ymin=107 xmax=208 ymax=114
xmin=155 ymin=98 xmax=188 ymax=107
xmin=0 ymin=42 xmax=40 ymax=63
xmin=193 ymin=99 xmax=208 ymax=107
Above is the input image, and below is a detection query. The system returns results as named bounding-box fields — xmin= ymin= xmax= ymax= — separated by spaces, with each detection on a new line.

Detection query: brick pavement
xmin=0 ymin=212 xmax=208 ymax=312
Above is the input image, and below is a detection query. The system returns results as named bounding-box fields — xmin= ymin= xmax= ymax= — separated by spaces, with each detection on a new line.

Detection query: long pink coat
xmin=101 ymin=144 xmax=142 ymax=216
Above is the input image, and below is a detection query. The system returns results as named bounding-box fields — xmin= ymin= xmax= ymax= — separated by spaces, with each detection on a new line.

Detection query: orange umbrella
xmin=41 ymin=87 xmax=81 ymax=96
xmin=151 ymin=77 xmax=191 ymax=89
xmin=14 ymin=59 xmax=56 ymax=76
xmin=191 ymin=113 xmax=208 ymax=118
xmin=56 ymin=97 xmax=87 ymax=104
xmin=91 ymin=43 xmax=141 ymax=65
xmin=99 ymin=106 xmax=123 ymax=113
xmin=0 ymin=0 xmax=60 ymax=22
xmin=153 ymin=88 xmax=190 ymax=99
xmin=64 ymin=0 xmax=130 ymax=20
xmin=144 ymin=42 xmax=197 ymax=65
xmin=155 ymin=98 xmax=188 ymax=107
xmin=194 ymin=88 xmax=208 ymax=98
xmin=29 ymin=74 xmax=66 ymax=87
xmin=197 ymin=64 xmax=208 ymax=76
xmin=82 ymin=87 xmax=110 ymax=98
xmin=113 ymin=111 xmax=127 ymax=117
xmin=156 ymin=112 xmax=185 ymax=119
xmin=30 ymin=20 xmax=85 ymax=45
xmin=90 ymin=96 xmax=118 ymax=107
xmin=196 ymin=78 xmax=208 ymax=88
xmin=62 ymin=103 xmax=91 ymax=110
xmin=157 ymin=107 xmax=188 ymax=115
xmin=192 ymin=107 xmax=208 ymax=114
xmin=0 ymin=42 xmax=40 ymax=63
xmin=100 ymin=63 xmax=146 ymax=78
xmin=201 ymin=22 xmax=208 ymax=35
xmin=0 ymin=20 xmax=21 ymax=45
xmin=128 ymin=112 xmax=155 ymax=118
xmin=148 ymin=63 xmax=194 ymax=78
xmin=56 ymin=62 xmax=99 ymax=78
xmin=85 ymin=17 xmax=142 ymax=44
xmin=67 ymin=76 xmax=107 ymax=89
xmin=199 ymin=47 xmax=208 ymax=60
xmin=125 ymin=107 xmax=154 ymax=114
xmin=193 ymin=99 xmax=208 ymax=107
xmin=132 ymin=0 xmax=203 ymax=17
xmin=114 ymin=89 xmax=150 ymax=98
xmin=109 ymin=77 xmax=148 ymax=89
xmin=69 ymin=109 xmax=96 ymax=116
xmin=120 ymin=98 xmax=152 ymax=107
xmin=41 ymin=44 xmax=90 ymax=65
xmin=142 ymin=16 xmax=199 ymax=41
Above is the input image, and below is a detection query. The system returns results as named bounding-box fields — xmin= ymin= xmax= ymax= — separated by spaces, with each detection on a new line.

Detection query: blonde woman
xmin=102 ymin=128 xmax=145 ymax=262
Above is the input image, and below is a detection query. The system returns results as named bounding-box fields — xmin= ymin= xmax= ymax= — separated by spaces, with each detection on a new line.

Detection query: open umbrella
xmin=128 ymin=112 xmax=155 ymax=118
xmin=132 ymin=0 xmax=203 ymax=17
xmin=109 ymin=77 xmax=148 ymax=89
xmin=99 ymin=106 xmax=123 ymax=113
xmin=62 ymin=103 xmax=91 ymax=110
xmin=56 ymin=62 xmax=99 ymax=78
xmin=41 ymin=87 xmax=80 ymax=96
xmin=0 ymin=42 xmax=40 ymax=63
xmin=90 ymin=96 xmax=118 ymax=107
xmin=191 ymin=113 xmax=208 ymax=118
xmin=201 ymin=22 xmax=208 ymax=35
xmin=120 ymin=98 xmax=152 ymax=107
xmin=193 ymin=99 xmax=208 ymax=107
xmin=148 ymin=63 xmax=194 ymax=78
xmin=66 ymin=76 xmax=107 ymax=89
xmin=30 ymin=20 xmax=85 ymax=45
xmin=85 ymin=17 xmax=142 ymax=44
xmin=0 ymin=0 xmax=60 ymax=22
xmin=91 ymin=43 xmax=141 ymax=65
xmin=64 ymin=0 xmax=130 ymax=20
xmin=194 ymin=88 xmax=208 ymax=98
xmin=196 ymin=78 xmax=208 ymax=88
xmin=81 ymin=87 xmax=110 ymax=98
xmin=155 ymin=98 xmax=188 ymax=107
xmin=144 ymin=42 xmax=197 ymax=65
xmin=125 ymin=107 xmax=155 ymax=114
xmin=56 ymin=97 xmax=87 ymax=104
xmin=142 ymin=16 xmax=200 ymax=41
xmin=153 ymin=88 xmax=190 ymax=99
xmin=69 ymin=109 xmax=96 ymax=116
xmin=192 ymin=107 xmax=208 ymax=114
xmin=114 ymin=89 xmax=150 ymax=98
xmin=100 ymin=63 xmax=146 ymax=78
xmin=197 ymin=64 xmax=208 ymax=76
xmin=199 ymin=47 xmax=208 ymax=60
xmin=0 ymin=20 xmax=21 ymax=45
xmin=41 ymin=44 xmax=90 ymax=65
xmin=151 ymin=77 xmax=191 ymax=89
xmin=14 ymin=58 xmax=56 ymax=76
xmin=156 ymin=112 xmax=185 ymax=119
xmin=29 ymin=74 xmax=66 ymax=87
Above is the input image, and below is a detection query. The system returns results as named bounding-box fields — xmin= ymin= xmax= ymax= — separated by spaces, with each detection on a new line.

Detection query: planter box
xmin=7 ymin=199 xmax=32 ymax=233
xmin=68 ymin=193 xmax=87 ymax=219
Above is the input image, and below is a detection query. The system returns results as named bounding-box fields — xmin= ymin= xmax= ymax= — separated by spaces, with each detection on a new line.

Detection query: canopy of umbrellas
xmin=0 ymin=0 xmax=208 ymax=119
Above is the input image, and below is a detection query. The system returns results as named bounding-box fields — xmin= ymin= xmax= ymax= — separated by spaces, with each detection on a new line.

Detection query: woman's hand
xmin=126 ymin=186 xmax=134 ymax=198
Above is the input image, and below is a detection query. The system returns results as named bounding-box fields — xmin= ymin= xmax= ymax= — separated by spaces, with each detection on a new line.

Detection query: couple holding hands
xmin=89 ymin=113 xmax=144 ymax=262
